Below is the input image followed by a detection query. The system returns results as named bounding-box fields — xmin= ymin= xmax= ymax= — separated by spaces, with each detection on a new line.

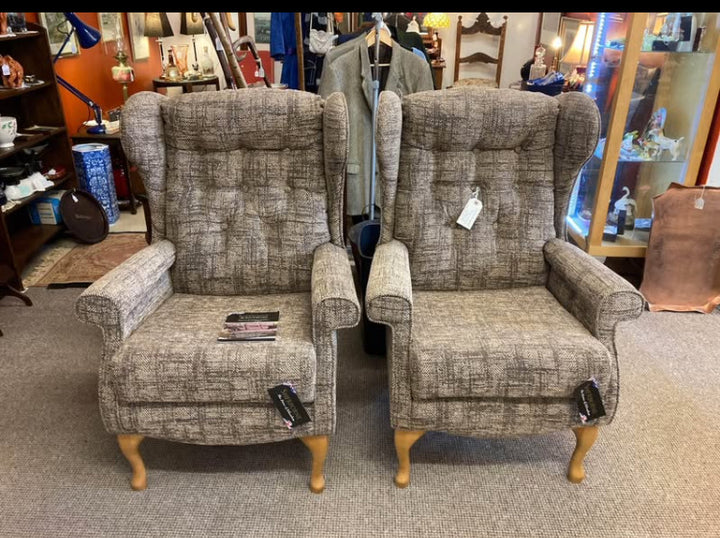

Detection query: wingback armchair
xmin=76 ymin=89 xmax=360 ymax=493
xmin=367 ymin=87 xmax=644 ymax=487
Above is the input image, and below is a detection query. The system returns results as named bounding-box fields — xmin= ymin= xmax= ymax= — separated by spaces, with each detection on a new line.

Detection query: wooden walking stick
xmin=209 ymin=12 xmax=247 ymax=88
xmin=200 ymin=12 xmax=235 ymax=88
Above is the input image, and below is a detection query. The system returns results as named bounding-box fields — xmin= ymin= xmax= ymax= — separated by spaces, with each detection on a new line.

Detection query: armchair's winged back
xmin=121 ymin=89 xmax=348 ymax=296
xmin=376 ymin=87 xmax=598 ymax=291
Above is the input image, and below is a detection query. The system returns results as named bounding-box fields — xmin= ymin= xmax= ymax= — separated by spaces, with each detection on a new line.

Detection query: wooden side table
xmin=152 ymin=75 xmax=221 ymax=94
xmin=431 ymin=60 xmax=446 ymax=90
xmin=70 ymin=128 xmax=140 ymax=214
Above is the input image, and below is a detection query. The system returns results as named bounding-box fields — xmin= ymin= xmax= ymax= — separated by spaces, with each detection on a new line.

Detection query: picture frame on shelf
xmin=127 ymin=12 xmax=149 ymax=61
xmin=38 ymin=12 xmax=80 ymax=58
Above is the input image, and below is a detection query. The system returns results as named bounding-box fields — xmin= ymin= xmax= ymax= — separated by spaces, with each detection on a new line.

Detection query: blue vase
xmin=72 ymin=143 xmax=120 ymax=224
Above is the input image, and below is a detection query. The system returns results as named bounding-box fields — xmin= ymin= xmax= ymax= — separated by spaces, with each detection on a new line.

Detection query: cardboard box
xmin=28 ymin=190 xmax=66 ymax=225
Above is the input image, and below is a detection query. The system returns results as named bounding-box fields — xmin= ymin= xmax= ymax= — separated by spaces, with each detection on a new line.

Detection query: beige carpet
xmin=0 ymin=287 xmax=719 ymax=537
xmin=31 ymin=233 xmax=148 ymax=286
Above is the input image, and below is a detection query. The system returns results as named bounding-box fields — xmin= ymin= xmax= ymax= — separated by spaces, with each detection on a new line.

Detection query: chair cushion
xmin=112 ymin=293 xmax=316 ymax=404
xmin=410 ymin=287 xmax=613 ymax=400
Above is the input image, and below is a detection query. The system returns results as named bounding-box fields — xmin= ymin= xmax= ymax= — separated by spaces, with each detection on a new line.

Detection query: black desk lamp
xmin=53 ymin=12 xmax=105 ymax=134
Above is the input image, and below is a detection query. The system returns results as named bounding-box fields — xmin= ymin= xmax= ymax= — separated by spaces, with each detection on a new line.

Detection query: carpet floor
xmin=31 ymin=233 xmax=148 ymax=287
xmin=0 ymin=288 xmax=718 ymax=537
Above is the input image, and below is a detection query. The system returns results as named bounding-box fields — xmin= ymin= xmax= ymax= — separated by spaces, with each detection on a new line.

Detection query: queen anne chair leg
xmin=300 ymin=435 xmax=329 ymax=494
xmin=394 ymin=429 xmax=426 ymax=488
xmin=568 ymin=425 xmax=599 ymax=483
xmin=117 ymin=434 xmax=147 ymax=491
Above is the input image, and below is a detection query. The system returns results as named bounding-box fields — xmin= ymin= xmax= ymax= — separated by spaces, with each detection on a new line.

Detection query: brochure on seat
xmin=217 ymin=311 xmax=279 ymax=341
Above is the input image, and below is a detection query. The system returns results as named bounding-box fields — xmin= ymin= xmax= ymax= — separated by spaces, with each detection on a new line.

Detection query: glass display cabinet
xmin=566 ymin=12 xmax=720 ymax=257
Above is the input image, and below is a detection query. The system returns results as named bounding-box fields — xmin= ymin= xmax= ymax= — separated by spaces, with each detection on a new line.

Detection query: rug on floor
xmin=32 ymin=233 xmax=148 ymax=287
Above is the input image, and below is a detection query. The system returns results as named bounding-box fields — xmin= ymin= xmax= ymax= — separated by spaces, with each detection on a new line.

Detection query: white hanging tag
xmin=456 ymin=187 xmax=482 ymax=230
xmin=695 ymin=184 xmax=707 ymax=210
xmin=2 ymin=64 xmax=10 ymax=76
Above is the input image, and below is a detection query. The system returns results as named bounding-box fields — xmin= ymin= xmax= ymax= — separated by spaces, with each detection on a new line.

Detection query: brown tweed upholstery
xmin=76 ymin=89 xmax=360 ymax=448
xmin=368 ymin=87 xmax=644 ymax=442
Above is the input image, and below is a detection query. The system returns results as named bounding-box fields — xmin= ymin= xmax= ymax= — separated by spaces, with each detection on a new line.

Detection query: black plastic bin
xmin=349 ymin=218 xmax=386 ymax=356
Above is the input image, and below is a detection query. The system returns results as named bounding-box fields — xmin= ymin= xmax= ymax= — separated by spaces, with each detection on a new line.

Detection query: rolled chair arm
xmin=366 ymin=239 xmax=413 ymax=327
xmin=75 ymin=240 xmax=176 ymax=346
xmin=311 ymin=243 xmax=361 ymax=335
xmin=544 ymin=238 xmax=644 ymax=351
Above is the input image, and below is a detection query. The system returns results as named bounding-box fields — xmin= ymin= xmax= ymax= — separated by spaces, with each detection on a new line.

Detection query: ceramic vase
xmin=0 ymin=116 xmax=18 ymax=148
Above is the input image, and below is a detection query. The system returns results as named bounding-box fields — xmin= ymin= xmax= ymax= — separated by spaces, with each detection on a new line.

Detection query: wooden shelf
xmin=0 ymin=30 xmax=41 ymax=43
xmin=10 ymin=224 xmax=65 ymax=271
xmin=0 ymin=22 xmax=75 ymax=291
xmin=2 ymin=173 xmax=73 ymax=216
xmin=0 ymin=81 xmax=53 ymax=101
xmin=0 ymin=127 xmax=66 ymax=160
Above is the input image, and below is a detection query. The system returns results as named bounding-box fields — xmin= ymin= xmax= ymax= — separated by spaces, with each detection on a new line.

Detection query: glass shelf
xmin=566 ymin=12 xmax=719 ymax=256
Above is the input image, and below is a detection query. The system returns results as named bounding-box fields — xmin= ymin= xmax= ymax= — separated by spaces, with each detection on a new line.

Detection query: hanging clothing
xmin=303 ymin=12 xmax=335 ymax=93
xmin=319 ymin=34 xmax=434 ymax=215
xmin=270 ymin=12 xmax=299 ymax=89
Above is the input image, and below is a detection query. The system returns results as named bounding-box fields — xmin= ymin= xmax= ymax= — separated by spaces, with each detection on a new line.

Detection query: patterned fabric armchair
xmin=367 ymin=87 xmax=644 ymax=487
xmin=76 ymin=89 xmax=360 ymax=493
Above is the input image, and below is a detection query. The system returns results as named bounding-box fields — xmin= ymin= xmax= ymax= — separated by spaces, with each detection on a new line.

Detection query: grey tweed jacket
xmin=319 ymin=34 xmax=434 ymax=215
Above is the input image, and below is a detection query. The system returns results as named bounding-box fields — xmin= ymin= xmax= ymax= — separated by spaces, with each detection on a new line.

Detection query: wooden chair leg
xmin=394 ymin=429 xmax=425 ymax=488
xmin=300 ymin=435 xmax=329 ymax=494
xmin=117 ymin=434 xmax=147 ymax=491
xmin=568 ymin=425 xmax=599 ymax=483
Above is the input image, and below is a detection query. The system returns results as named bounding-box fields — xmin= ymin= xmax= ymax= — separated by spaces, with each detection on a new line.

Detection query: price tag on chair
xmin=456 ymin=187 xmax=482 ymax=230
xmin=268 ymin=383 xmax=311 ymax=429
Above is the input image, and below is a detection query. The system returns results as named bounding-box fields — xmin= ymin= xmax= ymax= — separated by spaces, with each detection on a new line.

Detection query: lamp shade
xmin=144 ymin=12 xmax=174 ymax=38
xmin=180 ymin=12 xmax=204 ymax=35
xmin=62 ymin=12 xmax=101 ymax=49
xmin=423 ymin=12 xmax=450 ymax=29
xmin=561 ymin=21 xmax=595 ymax=66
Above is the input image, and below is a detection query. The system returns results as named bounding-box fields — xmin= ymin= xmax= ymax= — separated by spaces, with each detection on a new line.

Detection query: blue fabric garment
xmin=412 ymin=47 xmax=425 ymax=60
xmin=270 ymin=12 xmax=299 ymax=89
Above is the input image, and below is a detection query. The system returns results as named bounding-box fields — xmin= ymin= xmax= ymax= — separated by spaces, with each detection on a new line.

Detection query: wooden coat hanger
xmin=366 ymin=20 xmax=393 ymax=68
xmin=365 ymin=23 xmax=393 ymax=47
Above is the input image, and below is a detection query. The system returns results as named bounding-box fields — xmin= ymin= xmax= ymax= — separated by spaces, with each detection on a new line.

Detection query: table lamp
xmin=423 ymin=12 xmax=450 ymax=52
xmin=53 ymin=13 xmax=105 ymax=134
xmin=144 ymin=13 xmax=174 ymax=77
xmin=111 ymin=49 xmax=135 ymax=102
xmin=560 ymin=21 xmax=595 ymax=89
xmin=180 ymin=12 xmax=205 ymax=77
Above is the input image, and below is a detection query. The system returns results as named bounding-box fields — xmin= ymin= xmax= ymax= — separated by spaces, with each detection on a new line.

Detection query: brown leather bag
xmin=640 ymin=182 xmax=720 ymax=313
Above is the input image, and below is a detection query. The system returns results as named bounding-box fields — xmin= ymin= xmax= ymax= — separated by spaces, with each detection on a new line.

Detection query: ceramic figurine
xmin=613 ymin=187 xmax=637 ymax=229
xmin=529 ymin=45 xmax=547 ymax=80
xmin=652 ymin=134 xmax=684 ymax=161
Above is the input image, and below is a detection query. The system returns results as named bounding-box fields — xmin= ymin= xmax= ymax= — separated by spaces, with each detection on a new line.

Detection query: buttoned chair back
xmin=122 ymin=89 xmax=348 ymax=296
xmin=377 ymin=86 xmax=599 ymax=291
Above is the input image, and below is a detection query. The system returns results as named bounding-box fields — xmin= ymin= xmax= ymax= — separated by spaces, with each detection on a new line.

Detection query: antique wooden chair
xmin=453 ymin=12 xmax=508 ymax=88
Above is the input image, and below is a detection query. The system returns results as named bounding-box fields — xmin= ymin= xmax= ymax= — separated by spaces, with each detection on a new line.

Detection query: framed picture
xmin=38 ymin=12 xmax=79 ymax=57
xmin=98 ymin=12 xmax=123 ymax=43
xmin=252 ymin=13 xmax=271 ymax=44
xmin=127 ymin=12 xmax=149 ymax=61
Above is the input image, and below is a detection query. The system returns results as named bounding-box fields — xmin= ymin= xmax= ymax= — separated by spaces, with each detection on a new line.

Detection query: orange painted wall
xmin=25 ymin=13 xmax=159 ymax=134
xmin=25 ymin=13 xmax=274 ymax=134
